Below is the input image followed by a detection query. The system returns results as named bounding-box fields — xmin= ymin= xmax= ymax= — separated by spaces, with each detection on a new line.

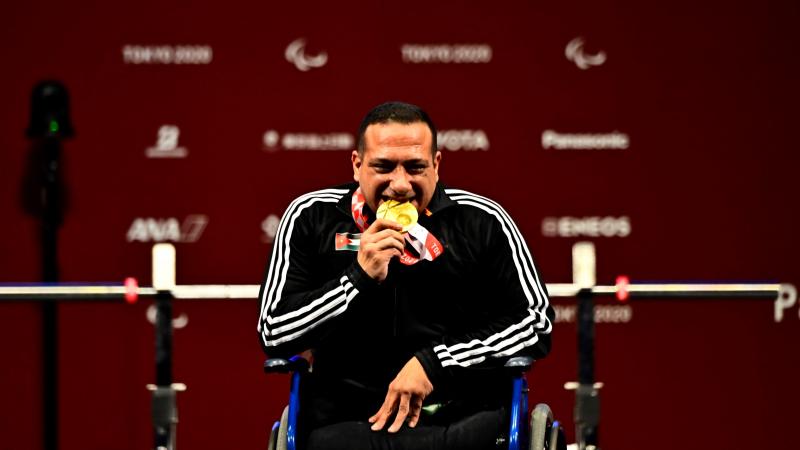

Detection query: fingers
xmin=369 ymin=357 xmax=434 ymax=432
xmin=387 ymin=393 xmax=411 ymax=433
xmin=366 ymin=229 xmax=405 ymax=250
xmin=357 ymin=220 xmax=406 ymax=282
xmin=368 ymin=218 xmax=403 ymax=233
xmin=368 ymin=394 xmax=422 ymax=433
xmin=407 ymin=396 xmax=423 ymax=428
xmin=369 ymin=392 xmax=398 ymax=431
xmin=369 ymin=393 xmax=414 ymax=433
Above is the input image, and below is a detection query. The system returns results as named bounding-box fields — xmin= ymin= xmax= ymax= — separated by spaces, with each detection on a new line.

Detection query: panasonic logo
xmin=401 ymin=44 xmax=492 ymax=64
xmin=542 ymin=216 xmax=631 ymax=238
xmin=542 ymin=130 xmax=629 ymax=150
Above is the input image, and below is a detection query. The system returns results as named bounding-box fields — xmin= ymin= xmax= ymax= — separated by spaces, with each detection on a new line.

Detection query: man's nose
xmin=389 ymin=168 xmax=412 ymax=195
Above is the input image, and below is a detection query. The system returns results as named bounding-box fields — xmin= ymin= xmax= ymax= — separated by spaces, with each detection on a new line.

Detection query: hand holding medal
xmin=351 ymin=189 xmax=443 ymax=281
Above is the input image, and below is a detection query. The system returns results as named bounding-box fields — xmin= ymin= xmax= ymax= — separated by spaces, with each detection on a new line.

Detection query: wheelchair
xmin=264 ymin=355 xmax=566 ymax=450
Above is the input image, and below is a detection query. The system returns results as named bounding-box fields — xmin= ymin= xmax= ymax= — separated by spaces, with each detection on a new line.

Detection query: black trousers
xmin=301 ymin=375 xmax=507 ymax=450
xmin=306 ymin=408 xmax=505 ymax=450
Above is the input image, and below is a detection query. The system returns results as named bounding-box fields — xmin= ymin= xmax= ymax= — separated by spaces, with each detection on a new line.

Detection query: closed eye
xmin=404 ymin=161 xmax=429 ymax=174
xmin=370 ymin=162 xmax=394 ymax=173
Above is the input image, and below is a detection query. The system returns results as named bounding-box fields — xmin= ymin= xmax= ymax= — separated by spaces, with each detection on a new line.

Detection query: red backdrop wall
xmin=1 ymin=1 xmax=798 ymax=449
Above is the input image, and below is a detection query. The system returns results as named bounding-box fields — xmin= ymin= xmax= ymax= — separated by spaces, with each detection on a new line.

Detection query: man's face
xmin=352 ymin=121 xmax=441 ymax=214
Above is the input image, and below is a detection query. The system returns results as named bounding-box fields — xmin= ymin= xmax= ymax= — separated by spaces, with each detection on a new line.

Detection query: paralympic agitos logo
xmin=285 ymin=38 xmax=328 ymax=72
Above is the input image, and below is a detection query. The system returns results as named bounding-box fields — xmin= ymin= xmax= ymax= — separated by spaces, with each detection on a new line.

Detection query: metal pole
xmin=574 ymin=288 xmax=600 ymax=450
xmin=152 ymin=290 xmax=178 ymax=450
xmin=41 ymin=137 xmax=61 ymax=450
xmin=0 ymin=283 xmax=785 ymax=302
xmin=571 ymin=242 xmax=599 ymax=450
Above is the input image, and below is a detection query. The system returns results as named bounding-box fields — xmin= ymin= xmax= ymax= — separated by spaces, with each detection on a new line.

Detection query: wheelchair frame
xmin=264 ymin=356 xmax=565 ymax=450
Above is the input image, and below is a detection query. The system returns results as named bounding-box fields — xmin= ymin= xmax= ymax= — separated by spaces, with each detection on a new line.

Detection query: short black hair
xmin=356 ymin=101 xmax=438 ymax=158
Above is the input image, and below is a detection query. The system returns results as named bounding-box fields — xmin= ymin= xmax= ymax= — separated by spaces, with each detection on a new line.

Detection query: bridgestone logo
xmin=122 ymin=45 xmax=213 ymax=65
xmin=541 ymin=130 xmax=629 ymax=150
xmin=262 ymin=132 xmax=354 ymax=151
xmin=401 ymin=44 xmax=492 ymax=64
xmin=283 ymin=133 xmax=353 ymax=150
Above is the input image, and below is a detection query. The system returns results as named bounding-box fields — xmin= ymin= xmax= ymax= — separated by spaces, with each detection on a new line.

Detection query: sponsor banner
xmin=262 ymin=129 xmax=488 ymax=152
xmin=541 ymin=130 xmax=629 ymax=150
xmin=285 ymin=38 xmax=328 ymax=71
xmin=438 ymin=129 xmax=489 ymax=151
xmin=401 ymin=44 xmax=492 ymax=64
xmin=263 ymin=130 xmax=354 ymax=151
xmin=775 ymin=284 xmax=798 ymax=322
xmin=558 ymin=290 xmax=798 ymax=325
xmin=565 ymin=37 xmax=607 ymax=70
xmin=554 ymin=304 xmax=633 ymax=324
xmin=542 ymin=216 xmax=631 ymax=238
xmin=126 ymin=215 xmax=208 ymax=243
xmin=122 ymin=45 xmax=213 ymax=65
xmin=146 ymin=125 xmax=187 ymax=158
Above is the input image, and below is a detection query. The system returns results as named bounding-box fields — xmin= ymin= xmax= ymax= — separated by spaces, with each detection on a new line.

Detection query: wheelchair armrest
xmin=263 ymin=355 xmax=310 ymax=374
xmin=504 ymin=356 xmax=535 ymax=372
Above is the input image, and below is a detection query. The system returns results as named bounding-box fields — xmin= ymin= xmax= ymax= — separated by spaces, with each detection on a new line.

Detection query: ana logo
xmin=127 ymin=215 xmax=208 ymax=243
xmin=261 ymin=214 xmax=281 ymax=243
xmin=565 ymin=37 xmax=607 ymax=70
xmin=146 ymin=125 xmax=187 ymax=158
xmin=285 ymin=38 xmax=328 ymax=72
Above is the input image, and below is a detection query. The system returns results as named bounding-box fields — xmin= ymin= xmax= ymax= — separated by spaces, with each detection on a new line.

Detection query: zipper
xmin=392 ymin=285 xmax=397 ymax=337
xmin=393 ymin=286 xmax=399 ymax=337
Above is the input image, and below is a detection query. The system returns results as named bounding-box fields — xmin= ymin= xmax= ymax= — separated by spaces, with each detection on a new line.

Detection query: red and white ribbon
xmin=351 ymin=188 xmax=444 ymax=266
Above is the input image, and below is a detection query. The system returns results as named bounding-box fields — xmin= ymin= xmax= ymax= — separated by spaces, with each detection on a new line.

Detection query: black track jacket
xmin=257 ymin=182 xmax=554 ymax=402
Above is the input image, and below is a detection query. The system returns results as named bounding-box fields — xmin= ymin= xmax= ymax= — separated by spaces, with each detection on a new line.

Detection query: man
xmin=258 ymin=102 xmax=553 ymax=450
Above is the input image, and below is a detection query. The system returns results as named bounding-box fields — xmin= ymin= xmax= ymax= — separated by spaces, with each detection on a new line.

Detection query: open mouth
xmin=380 ymin=196 xmax=415 ymax=205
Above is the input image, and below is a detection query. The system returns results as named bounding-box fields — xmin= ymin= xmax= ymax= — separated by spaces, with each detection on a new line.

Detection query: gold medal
xmin=377 ymin=200 xmax=418 ymax=232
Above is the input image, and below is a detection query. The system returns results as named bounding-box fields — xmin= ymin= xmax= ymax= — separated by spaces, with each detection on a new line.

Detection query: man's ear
xmin=351 ymin=150 xmax=361 ymax=182
xmin=433 ymin=151 xmax=442 ymax=182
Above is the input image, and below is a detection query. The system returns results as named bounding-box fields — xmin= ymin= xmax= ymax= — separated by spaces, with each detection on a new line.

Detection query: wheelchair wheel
xmin=548 ymin=421 xmax=567 ymax=450
xmin=268 ymin=419 xmax=280 ymax=450
xmin=268 ymin=406 xmax=289 ymax=450
xmin=529 ymin=403 xmax=553 ymax=450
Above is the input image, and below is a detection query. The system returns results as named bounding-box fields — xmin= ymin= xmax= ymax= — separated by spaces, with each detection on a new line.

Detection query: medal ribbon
xmin=351 ymin=188 xmax=444 ymax=265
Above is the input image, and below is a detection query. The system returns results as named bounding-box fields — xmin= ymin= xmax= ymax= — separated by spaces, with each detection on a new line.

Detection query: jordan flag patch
xmin=335 ymin=233 xmax=361 ymax=251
